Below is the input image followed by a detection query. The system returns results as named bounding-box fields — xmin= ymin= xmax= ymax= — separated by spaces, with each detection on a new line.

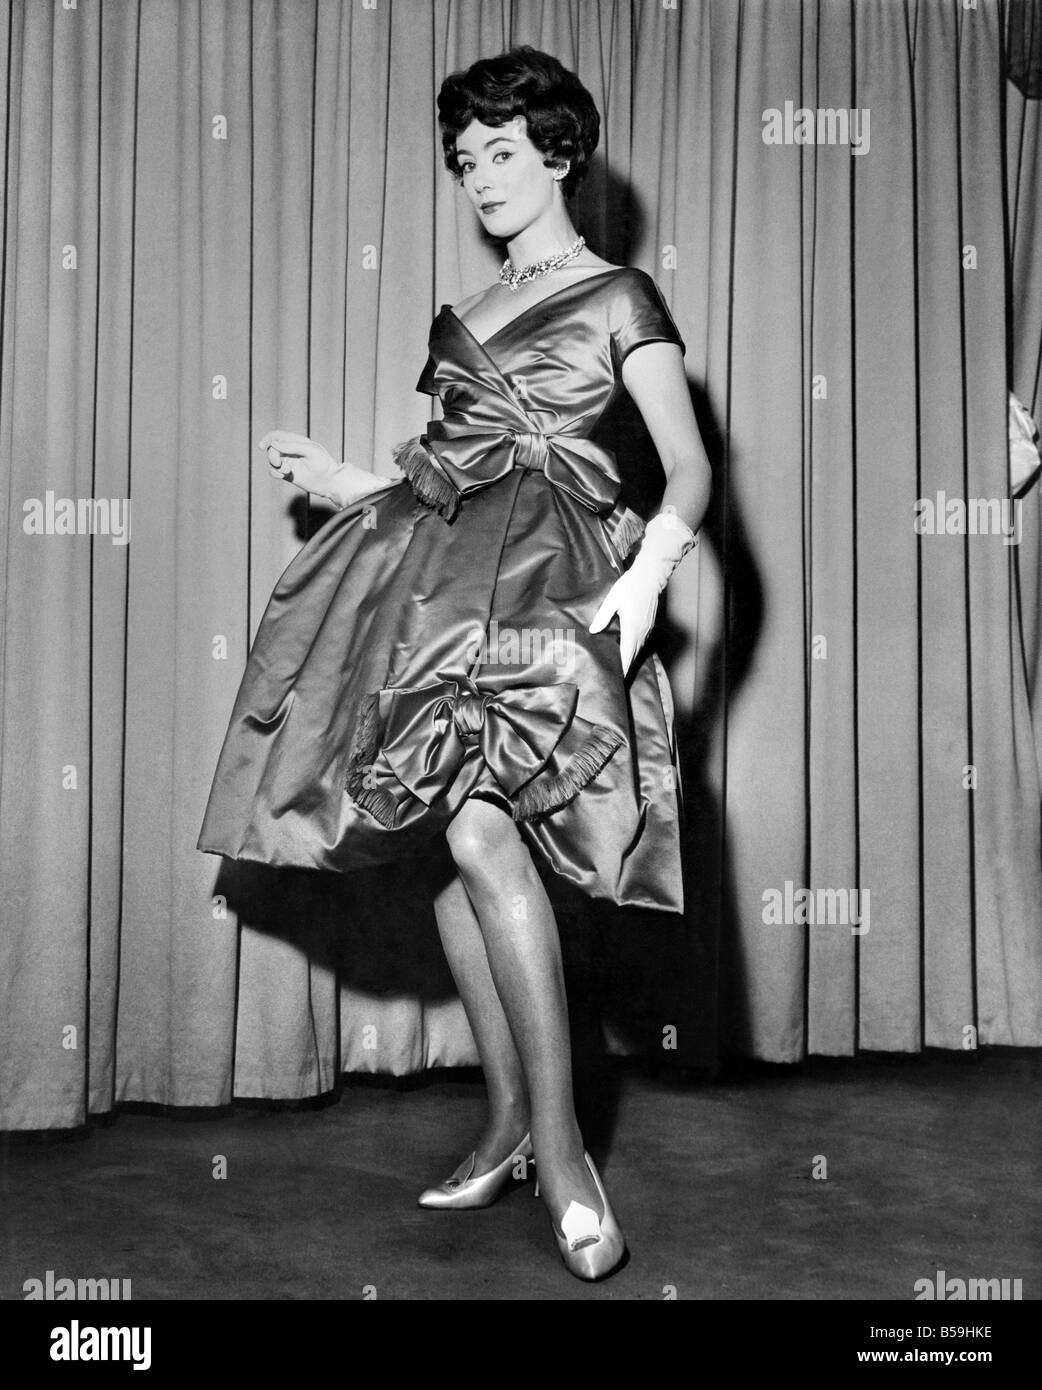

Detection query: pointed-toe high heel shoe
xmin=417 ymin=1132 xmax=534 ymax=1210
xmin=550 ymin=1152 xmax=627 ymax=1281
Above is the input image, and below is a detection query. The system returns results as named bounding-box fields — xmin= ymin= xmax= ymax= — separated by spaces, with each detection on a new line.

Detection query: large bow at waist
xmin=345 ymin=678 xmax=580 ymax=826
xmin=392 ymin=420 xmax=620 ymax=522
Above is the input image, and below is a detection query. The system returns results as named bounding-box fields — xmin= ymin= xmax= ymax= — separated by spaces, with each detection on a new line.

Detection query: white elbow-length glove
xmin=589 ymin=510 xmax=698 ymax=674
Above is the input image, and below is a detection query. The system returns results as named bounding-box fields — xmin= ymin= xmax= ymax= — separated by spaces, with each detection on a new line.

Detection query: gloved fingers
xmin=619 ymin=617 xmax=647 ymax=674
xmin=588 ymin=579 xmax=623 ymax=634
xmin=618 ymin=598 xmax=659 ymax=674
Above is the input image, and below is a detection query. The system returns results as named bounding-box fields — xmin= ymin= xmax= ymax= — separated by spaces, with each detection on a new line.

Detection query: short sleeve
xmin=609 ymin=271 xmax=686 ymax=368
xmin=416 ymin=353 xmax=439 ymax=396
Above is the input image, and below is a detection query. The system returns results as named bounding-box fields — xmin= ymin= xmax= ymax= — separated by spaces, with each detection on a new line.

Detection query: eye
xmin=457 ymin=151 xmax=512 ymax=177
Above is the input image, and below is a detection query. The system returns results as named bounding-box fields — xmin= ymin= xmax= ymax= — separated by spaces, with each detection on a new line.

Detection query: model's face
xmin=454 ymin=116 xmax=558 ymax=236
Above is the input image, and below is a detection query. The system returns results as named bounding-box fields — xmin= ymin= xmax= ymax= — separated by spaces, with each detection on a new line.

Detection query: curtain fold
xmin=2 ymin=0 xmax=1041 ymax=1130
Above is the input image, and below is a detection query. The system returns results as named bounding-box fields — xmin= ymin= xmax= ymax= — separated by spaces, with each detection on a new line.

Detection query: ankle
xmin=487 ymin=1096 xmax=530 ymax=1133
xmin=531 ymin=1126 xmax=587 ymax=1170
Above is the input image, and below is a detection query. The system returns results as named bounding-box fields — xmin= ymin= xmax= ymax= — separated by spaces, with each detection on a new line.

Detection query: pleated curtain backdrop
xmin=1 ymin=0 xmax=1041 ymax=1130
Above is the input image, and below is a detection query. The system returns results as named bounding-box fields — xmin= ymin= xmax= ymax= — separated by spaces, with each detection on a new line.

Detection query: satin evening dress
xmin=197 ymin=267 xmax=688 ymax=913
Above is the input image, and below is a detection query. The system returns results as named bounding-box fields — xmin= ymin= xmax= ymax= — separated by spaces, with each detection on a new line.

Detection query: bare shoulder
xmin=451 ymin=285 xmax=489 ymax=317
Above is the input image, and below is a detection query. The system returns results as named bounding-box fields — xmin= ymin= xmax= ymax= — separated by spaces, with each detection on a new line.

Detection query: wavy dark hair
xmin=437 ymin=46 xmax=600 ymax=201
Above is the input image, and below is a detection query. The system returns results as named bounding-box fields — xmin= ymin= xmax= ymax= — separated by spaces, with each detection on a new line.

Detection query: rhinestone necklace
xmin=498 ymin=235 xmax=586 ymax=292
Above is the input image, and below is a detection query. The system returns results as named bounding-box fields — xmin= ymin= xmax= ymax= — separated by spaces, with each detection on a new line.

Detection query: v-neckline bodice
xmin=443 ymin=267 xmax=629 ymax=350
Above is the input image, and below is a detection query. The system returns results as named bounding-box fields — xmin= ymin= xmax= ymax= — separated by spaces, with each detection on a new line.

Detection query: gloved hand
xmin=589 ymin=509 xmax=698 ymax=674
xmin=259 ymin=429 xmax=396 ymax=508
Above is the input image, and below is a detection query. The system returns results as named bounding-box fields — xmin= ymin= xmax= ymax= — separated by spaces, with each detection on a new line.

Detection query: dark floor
xmin=2 ymin=1052 xmax=1040 ymax=1301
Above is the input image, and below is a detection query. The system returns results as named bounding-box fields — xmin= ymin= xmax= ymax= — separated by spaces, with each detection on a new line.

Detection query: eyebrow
xmin=455 ymin=135 xmax=517 ymax=158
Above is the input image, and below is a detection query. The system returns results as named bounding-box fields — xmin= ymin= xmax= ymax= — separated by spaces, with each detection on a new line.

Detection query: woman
xmin=197 ymin=45 xmax=711 ymax=1282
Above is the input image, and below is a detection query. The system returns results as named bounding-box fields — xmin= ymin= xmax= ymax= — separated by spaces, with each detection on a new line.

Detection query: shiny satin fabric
xmin=197 ymin=269 xmax=686 ymax=912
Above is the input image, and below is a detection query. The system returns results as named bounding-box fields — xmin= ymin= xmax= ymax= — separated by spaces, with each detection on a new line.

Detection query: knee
xmin=446 ymin=798 xmax=521 ymax=881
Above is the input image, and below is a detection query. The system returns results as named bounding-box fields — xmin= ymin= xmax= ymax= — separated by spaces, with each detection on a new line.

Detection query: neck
xmin=505 ymin=205 xmax=581 ymax=270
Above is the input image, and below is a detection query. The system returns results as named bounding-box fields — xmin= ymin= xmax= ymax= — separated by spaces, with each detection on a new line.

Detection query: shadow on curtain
xmin=1 ymin=0 xmax=1040 ymax=1130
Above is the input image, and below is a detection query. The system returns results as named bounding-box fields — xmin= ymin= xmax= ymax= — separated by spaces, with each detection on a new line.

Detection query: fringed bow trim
xmin=344 ymin=678 xmax=624 ymax=829
xmin=609 ymin=507 xmax=646 ymax=564
xmin=344 ymin=690 xmax=403 ymax=829
xmin=392 ymin=435 xmax=462 ymax=522
xmin=511 ymin=724 xmax=624 ymax=822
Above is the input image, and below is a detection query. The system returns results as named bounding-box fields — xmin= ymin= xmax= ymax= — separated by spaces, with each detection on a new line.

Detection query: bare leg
xmin=432 ymin=869 xmax=530 ymax=1174
xmin=444 ymin=797 xmax=605 ymax=1225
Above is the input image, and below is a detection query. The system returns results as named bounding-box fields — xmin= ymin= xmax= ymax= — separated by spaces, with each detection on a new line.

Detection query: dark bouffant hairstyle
xmin=437 ymin=46 xmax=600 ymax=200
